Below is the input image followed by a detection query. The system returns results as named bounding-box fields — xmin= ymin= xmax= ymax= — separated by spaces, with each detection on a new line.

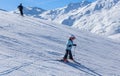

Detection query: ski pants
xmin=19 ymin=9 xmax=23 ymax=16
xmin=63 ymin=49 xmax=73 ymax=59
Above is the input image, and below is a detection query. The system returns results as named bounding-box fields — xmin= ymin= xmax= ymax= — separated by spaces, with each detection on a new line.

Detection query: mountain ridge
xmin=11 ymin=0 xmax=120 ymax=40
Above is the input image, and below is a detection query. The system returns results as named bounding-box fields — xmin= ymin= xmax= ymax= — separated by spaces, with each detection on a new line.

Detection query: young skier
xmin=63 ymin=35 xmax=77 ymax=62
xmin=17 ymin=3 xmax=24 ymax=16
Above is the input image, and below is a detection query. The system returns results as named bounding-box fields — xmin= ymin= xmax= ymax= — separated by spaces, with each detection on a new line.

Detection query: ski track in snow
xmin=0 ymin=62 xmax=33 ymax=76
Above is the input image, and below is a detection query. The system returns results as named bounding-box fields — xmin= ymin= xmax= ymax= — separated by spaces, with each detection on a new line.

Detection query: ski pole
xmin=73 ymin=46 xmax=76 ymax=57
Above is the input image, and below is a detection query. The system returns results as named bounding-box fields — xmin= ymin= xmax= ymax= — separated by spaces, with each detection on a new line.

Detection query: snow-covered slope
xmin=1 ymin=10 xmax=120 ymax=76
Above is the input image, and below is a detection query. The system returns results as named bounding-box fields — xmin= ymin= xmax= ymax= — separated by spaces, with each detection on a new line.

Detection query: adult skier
xmin=63 ymin=35 xmax=77 ymax=62
xmin=17 ymin=3 xmax=24 ymax=16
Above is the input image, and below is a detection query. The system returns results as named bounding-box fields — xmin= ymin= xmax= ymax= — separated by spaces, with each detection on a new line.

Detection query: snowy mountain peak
xmin=23 ymin=7 xmax=46 ymax=17
xmin=94 ymin=0 xmax=120 ymax=10
xmin=25 ymin=7 xmax=46 ymax=12
xmin=81 ymin=0 xmax=91 ymax=6
xmin=0 ymin=9 xmax=7 ymax=12
xmin=38 ymin=0 xmax=120 ymax=40
xmin=65 ymin=1 xmax=91 ymax=13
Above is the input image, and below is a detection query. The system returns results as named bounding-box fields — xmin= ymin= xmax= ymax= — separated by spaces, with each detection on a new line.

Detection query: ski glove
xmin=73 ymin=44 xmax=77 ymax=46
xmin=68 ymin=45 xmax=72 ymax=47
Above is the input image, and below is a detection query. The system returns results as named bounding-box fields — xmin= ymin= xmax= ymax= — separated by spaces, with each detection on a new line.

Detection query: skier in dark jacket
xmin=18 ymin=3 xmax=24 ymax=16
xmin=63 ymin=35 xmax=77 ymax=62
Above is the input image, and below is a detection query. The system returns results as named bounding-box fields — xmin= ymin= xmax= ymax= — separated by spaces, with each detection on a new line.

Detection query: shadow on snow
xmin=61 ymin=60 xmax=102 ymax=76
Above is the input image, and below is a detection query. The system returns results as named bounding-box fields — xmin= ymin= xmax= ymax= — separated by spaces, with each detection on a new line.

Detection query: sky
xmin=0 ymin=0 xmax=96 ymax=11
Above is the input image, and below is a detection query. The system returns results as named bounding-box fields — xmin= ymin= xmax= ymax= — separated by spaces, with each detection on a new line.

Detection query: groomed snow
xmin=0 ymin=10 xmax=120 ymax=76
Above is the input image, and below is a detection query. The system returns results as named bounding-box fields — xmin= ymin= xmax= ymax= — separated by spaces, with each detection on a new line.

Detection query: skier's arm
xmin=73 ymin=44 xmax=77 ymax=46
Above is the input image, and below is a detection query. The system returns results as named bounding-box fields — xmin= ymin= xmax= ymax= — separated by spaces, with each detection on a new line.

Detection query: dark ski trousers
xmin=63 ymin=49 xmax=73 ymax=60
xmin=19 ymin=9 xmax=23 ymax=16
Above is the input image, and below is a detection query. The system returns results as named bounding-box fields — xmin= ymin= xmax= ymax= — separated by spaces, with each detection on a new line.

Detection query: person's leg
xmin=69 ymin=50 xmax=73 ymax=60
xmin=20 ymin=10 xmax=23 ymax=16
xmin=63 ymin=50 xmax=69 ymax=60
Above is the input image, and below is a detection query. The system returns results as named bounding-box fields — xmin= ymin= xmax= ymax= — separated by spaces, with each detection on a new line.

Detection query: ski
xmin=56 ymin=59 xmax=77 ymax=63
xmin=56 ymin=59 xmax=69 ymax=63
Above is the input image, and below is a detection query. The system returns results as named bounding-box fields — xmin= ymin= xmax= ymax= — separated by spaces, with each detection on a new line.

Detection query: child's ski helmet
xmin=70 ymin=35 xmax=76 ymax=39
